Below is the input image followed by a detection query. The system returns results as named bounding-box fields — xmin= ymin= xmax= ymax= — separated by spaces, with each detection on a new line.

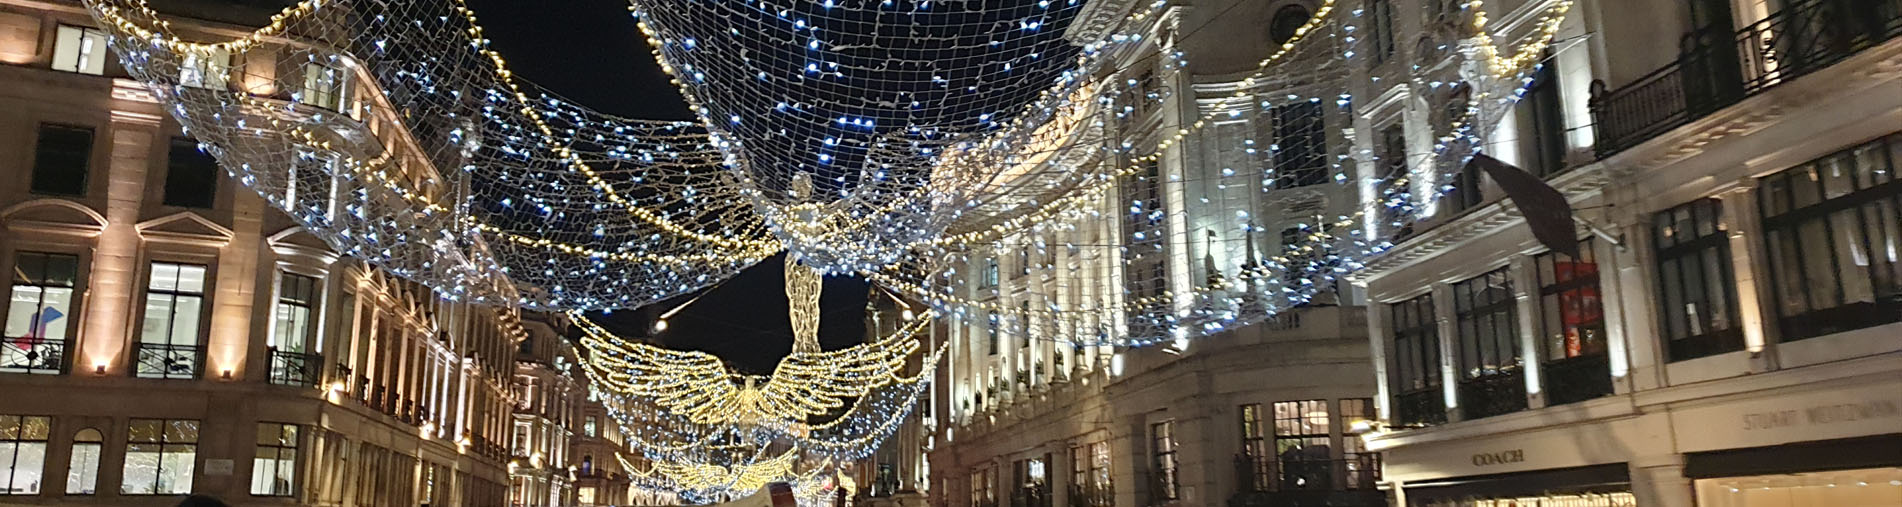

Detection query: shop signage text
xmin=1742 ymin=400 xmax=1898 ymax=431
xmin=1470 ymin=449 xmax=1525 ymax=467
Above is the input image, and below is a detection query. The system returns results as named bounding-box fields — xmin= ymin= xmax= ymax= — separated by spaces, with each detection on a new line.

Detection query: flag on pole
xmin=1468 ymin=154 xmax=1580 ymax=258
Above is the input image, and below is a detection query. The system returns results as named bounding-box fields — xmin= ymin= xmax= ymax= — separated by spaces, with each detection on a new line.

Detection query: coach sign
xmin=1471 ymin=449 xmax=1526 ymax=467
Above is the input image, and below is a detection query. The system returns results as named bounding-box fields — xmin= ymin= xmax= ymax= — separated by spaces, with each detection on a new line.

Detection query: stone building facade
xmin=1349 ymin=0 xmax=1902 ymax=506
xmin=0 ymin=1 xmax=520 ymax=505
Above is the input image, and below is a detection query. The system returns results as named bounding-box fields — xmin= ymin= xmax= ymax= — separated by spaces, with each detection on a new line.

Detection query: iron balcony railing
xmin=1393 ymin=388 xmax=1446 ymax=427
xmin=1 ymin=336 xmax=68 ymax=375
xmin=1457 ymin=370 xmax=1528 ymax=420
xmin=135 ymin=342 xmax=204 ymax=379
xmin=268 ymin=347 xmax=323 ymax=386
xmin=1543 ymin=353 xmax=1615 ymax=406
xmin=1067 ymin=484 xmax=1114 ymax=507
xmin=1232 ymin=455 xmax=1382 ymax=494
xmin=1590 ymin=0 xmax=1902 ymax=157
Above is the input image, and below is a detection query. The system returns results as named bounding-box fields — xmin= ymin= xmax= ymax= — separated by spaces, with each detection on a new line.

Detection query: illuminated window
xmin=301 ymin=62 xmax=349 ymax=111
xmin=1452 ymin=267 xmax=1527 ymax=419
xmin=122 ymin=419 xmax=198 ymax=495
xmin=1536 ymin=238 xmax=1613 ymax=405
xmin=1758 ymin=135 xmax=1902 ymax=341
xmin=1272 ymin=400 xmax=1330 ymax=489
xmin=138 ymin=262 xmax=208 ymax=379
xmin=178 ymin=48 xmax=229 ymax=88
xmin=1652 ymin=198 xmax=1742 ymax=361
xmin=1150 ymin=421 xmax=1178 ymax=501
xmin=4 ymin=252 xmax=78 ymax=375
xmin=1388 ymin=294 xmax=1444 ymax=426
xmin=1238 ymin=404 xmax=1271 ymax=491
xmin=0 ymin=415 xmax=49 ymax=495
xmin=51 ymin=25 xmax=107 ymax=75
xmin=66 ymin=428 xmax=102 ymax=495
xmin=251 ymin=423 xmax=298 ymax=496
xmin=273 ymin=272 xmax=320 ymax=354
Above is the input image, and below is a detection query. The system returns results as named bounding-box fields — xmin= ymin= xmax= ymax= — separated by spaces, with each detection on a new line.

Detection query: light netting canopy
xmin=88 ymin=0 xmax=1581 ymax=338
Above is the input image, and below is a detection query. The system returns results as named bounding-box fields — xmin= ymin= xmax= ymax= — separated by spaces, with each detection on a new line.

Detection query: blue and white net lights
xmin=84 ymin=0 xmax=1579 ymax=343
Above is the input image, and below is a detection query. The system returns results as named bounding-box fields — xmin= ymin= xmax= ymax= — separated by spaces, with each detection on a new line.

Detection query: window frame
xmin=272 ymin=271 xmax=322 ymax=354
xmin=1271 ymin=400 xmax=1331 ymax=489
xmin=1368 ymin=0 xmax=1396 ymax=64
xmin=30 ymin=123 xmax=95 ymax=197
xmin=1271 ymin=100 xmax=1328 ymax=189
xmin=163 ymin=137 xmax=220 ymax=208
xmin=1452 ymin=267 xmax=1522 ymax=381
xmin=136 ymin=261 xmax=211 ymax=379
xmin=0 ymin=414 xmax=50 ymax=496
xmin=250 ymin=423 xmax=299 ymax=497
xmin=1150 ymin=421 xmax=1179 ymax=501
xmin=66 ymin=427 xmax=104 ymax=495
xmin=5 ymin=251 xmax=80 ymax=375
xmin=1238 ymin=403 xmax=1272 ymax=491
xmin=1756 ymin=134 xmax=1902 ymax=342
xmin=51 ymin=25 xmax=108 ymax=75
xmin=121 ymin=418 xmax=199 ymax=495
xmin=1651 ymin=198 xmax=1744 ymax=361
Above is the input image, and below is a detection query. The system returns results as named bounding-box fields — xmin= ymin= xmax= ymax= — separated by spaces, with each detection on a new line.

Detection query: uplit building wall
xmin=509 ymin=313 xmax=583 ymax=507
xmin=928 ymin=1 xmax=1382 ymax=507
xmin=0 ymin=1 xmax=520 ymax=505
xmin=1350 ymin=0 xmax=1902 ymax=506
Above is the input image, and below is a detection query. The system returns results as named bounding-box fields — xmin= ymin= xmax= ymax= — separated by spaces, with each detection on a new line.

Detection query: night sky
xmin=462 ymin=0 xmax=873 ymax=373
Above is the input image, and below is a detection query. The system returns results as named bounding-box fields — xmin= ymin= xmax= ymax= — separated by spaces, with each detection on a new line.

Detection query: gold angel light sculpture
xmin=578 ymin=315 xmax=925 ymax=426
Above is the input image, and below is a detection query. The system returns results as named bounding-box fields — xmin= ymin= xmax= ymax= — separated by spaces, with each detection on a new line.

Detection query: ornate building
xmin=926 ymin=1 xmax=1384 ymax=507
xmin=1350 ymin=0 xmax=1902 ymax=506
xmin=509 ymin=312 xmax=582 ymax=507
xmin=0 ymin=0 xmax=519 ymax=505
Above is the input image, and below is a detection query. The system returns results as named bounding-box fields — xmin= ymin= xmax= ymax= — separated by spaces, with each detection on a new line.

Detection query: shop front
xmin=1668 ymin=370 xmax=1902 ymax=507
xmin=1379 ymin=413 xmax=1653 ymax=507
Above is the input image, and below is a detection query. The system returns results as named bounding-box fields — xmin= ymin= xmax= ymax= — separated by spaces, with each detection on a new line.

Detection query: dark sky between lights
xmin=462 ymin=0 xmax=873 ymax=374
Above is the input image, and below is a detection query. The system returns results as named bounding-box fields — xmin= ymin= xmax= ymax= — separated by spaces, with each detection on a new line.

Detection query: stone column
xmin=1718 ymin=185 xmax=1778 ymax=373
xmin=1509 ymin=257 xmax=1547 ymax=409
xmin=80 ymin=90 xmax=164 ymax=375
xmin=1430 ymin=284 xmax=1461 ymax=423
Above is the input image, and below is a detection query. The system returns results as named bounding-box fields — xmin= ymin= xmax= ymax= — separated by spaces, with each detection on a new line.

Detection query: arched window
xmin=1269 ymin=4 xmax=1313 ymax=45
xmin=67 ymin=428 xmax=103 ymax=495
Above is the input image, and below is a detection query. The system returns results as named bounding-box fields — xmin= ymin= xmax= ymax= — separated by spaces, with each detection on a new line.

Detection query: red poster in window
xmin=1555 ymin=260 xmax=1602 ymax=357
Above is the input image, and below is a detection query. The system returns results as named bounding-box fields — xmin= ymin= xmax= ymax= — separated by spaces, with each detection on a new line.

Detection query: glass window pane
xmin=169 ymin=297 xmax=203 ymax=346
xmin=67 ymin=442 xmax=100 ymax=494
xmin=158 ymin=445 xmax=195 ymax=494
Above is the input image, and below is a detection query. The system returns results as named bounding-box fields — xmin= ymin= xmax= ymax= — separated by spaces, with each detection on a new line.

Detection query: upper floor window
xmin=1339 ymin=399 xmax=1379 ymax=489
xmin=1452 ymin=267 xmax=1526 ymax=419
xmin=1150 ymin=421 xmax=1179 ymax=502
xmin=122 ymin=419 xmax=198 ymax=495
xmin=981 ymin=258 xmax=1000 ymax=289
xmin=1272 ymin=400 xmax=1330 ymax=490
xmin=1535 ymin=238 xmax=1613 ymax=405
xmin=1652 ymin=198 xmax=1742 ymax=361
xmin=1018 ymin=300 xmax=1032 ymax=348
xmin=5 ymin=252 xmax=78 ymax=375
xmin=1758 ymin=134 xmax=1902 ymax=341
xmin=163 ymin=137 xmax=219 ymax=208
xmin=1268 ymin=4 xmax=1312 ymax=45
xmin=1368 ymin=0 xmax=1396 ymax=64
xmin=51 ymin=25 xmax=107 ymax=75
xmin=1272 ymin=100 xmax=1329 ymax=189
xmin=1513 ymin=54 xmax=1567 ymax=177
xmin=986 ymin=315 xmax=1000 ymax=356
xmin=140 ymin=262 xmax=207 ymax=348
xmin=584 ymin=416 xmax=598 ymax=438
xmin=1070 ymin=441 xmax=1111 ymax=507
xmin=0 ymin=415 xmax=49 ymax=495
xmin=273 ymin=272 xmax=320 ymax=354
xmin=30 ymin=124 xmax=94 ymax=196
xmin=289 ymin=150 xmax=337 ymax=219
xmin=1387 ymin=294 xmax=1443 ymax=426
xmin=301 ymin=62 xmax=349 ymax=111
xmin=1017 ymin=247 xmax=1032 ymax=277
xmin=250 ymin=423 xmax=298 ymax=496
xmin=179 ymin=48 xmax=229 ymax=89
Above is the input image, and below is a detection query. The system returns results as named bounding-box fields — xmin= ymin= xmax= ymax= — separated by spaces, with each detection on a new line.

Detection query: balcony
xmin=268 ymin=347 xmax=323 ymax=386
xmin=1 ymin=336 xmax=67 ymax=375
xmin=1590 ymin=0 xmax=1902 ymax=157
xmin=1228 ymin=456 xmax=1384 ymax=507
xmin=1457 ymin=371 xmax=1528 ymax=420
xmin=135 ymin=342 xmax=204 ymax=379
xmin=1393 ymin=389 xmax=1446 ymax=428
xmin=1067 ymin=484 xmax=1114 ymax=507
xmin=1542 ymin=353 xmax=1614 ymax=406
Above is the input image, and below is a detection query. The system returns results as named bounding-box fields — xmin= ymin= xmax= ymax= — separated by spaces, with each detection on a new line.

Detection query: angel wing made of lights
xmin=577 ymin=313 xmax=926 ymax=426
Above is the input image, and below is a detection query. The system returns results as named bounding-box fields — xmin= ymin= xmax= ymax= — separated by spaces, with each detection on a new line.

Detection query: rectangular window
xmin=1019 ymin=301 xmax=1031 ymax=348
xmin=289 ymin=149 xmax=337 ymax=219
xmin=178 ymin=48 xmax=229 ymax=89
xmin=30 ymin=124 xmax=94 ymax=196
xmin=138 ymin=262 xmax=208 ymax=379
xmin=1388 ymin=294 xmax=1444 ymax=426
xmin=273 ymin=272 xmax=320 ymax=353
xmin=1272 ymin=400 xmax=1330 ymax=490
xmin=1377 ymin=125 xmax=1414 ymax=238
xmin=1536 ymin=238 xmax=1614 ymax=404
xmin=1369 ymin=0 xmax=1395 ymax=63
xmin=1339 ymin=399 xmax=1379 ymax=489
xmin=1238 ymin=404 xmax=1272 ymax=491
xmin=251 ymin=423 xmax=298 ymax=496
xmin=1653 ymin=198 xmax=1743 ymax=361
xmin=584 ymin=416 xmax=598 ymax=438
xmin=51 ymin=25 xmax=107 ymax=75
xmin=302 ymin=63 xmax=349 ymax=111
xmin=1452 ymin=267 xmax=1526 ymax=419
xmin=1515 ymin=51 xmax=1567 ymax=177
xmin=0 ymin=415 xmax=50 ymax=495
xmin=1758 ymin=134 xmax=1902 ymax=341
xmin=163 ymin=137 xmax=219 ymax=208
xmin=122 ymin=419 xmax=198 ymax=495
xmin=1272 ymin=100 xmax=1328 ymax=188
xmin=1017 ymin=247 xmax=1032 ymax=277
xmin=5 ymin=252 xmax=78 ymax=375
xmin=1150 ymin=421 xmax=1178 ymax=501
xmin=982 ymin=259 xmax=1000 ymax=289
xmin=987 ymin=315 xmax=999 ymax=356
